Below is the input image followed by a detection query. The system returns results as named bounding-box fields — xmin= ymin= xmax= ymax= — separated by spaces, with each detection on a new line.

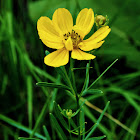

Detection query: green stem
xmin=70 ymin=58 xmax=77 ymax=93
xmin=62 ymin=66 xmax=75 ymax=95
xmin=76 ymin=94 xmax=81 ymax=140
xmin=68 ymin=118 xmax=72 ymax=139
xmin=62 ymin=66 xmax=81 ymax=139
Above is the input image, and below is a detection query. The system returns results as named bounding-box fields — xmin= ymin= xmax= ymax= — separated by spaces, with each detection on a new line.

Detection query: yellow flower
xmin=37 ymin=8 xmax=111 ymax=67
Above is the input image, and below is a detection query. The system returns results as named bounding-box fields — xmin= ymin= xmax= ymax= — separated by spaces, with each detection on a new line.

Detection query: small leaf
xmin=18 ymin=137 xmax=40 ymax=140
xmin=0 ymin=114 xmax=46 ymax=140
xmin=88 ymin=59 xmax=118 ymax=89
xmin=45 ymin=50 xmax=50 ymax=56
xmin=53 ymin=101 xmax=68 ymax=130
xmin=82 ymin=89 xmax=103 ymax=96
xmin=43 ymin=125 xmax=51 ymax=140
xmin=81 ymin=62 xmax=91 ymax=95
xmin=50 ymin=113 xmax=67 ymax=140
xmin=87 ymin=135 xmax=106 ymax=140
xmin=55 ymin=66 xmax=69 ymax=85
xmin=36 ymin=82 xmax=71 ymax=91
xmin=72 ymin=99 xmax=87 ymax=117
xmin=80 ymin=107 xmax=85 ymax=139
xmin=69 ymin=118 xmax=77 ymax=129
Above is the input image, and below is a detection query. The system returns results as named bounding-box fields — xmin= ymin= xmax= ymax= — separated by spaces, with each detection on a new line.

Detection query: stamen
xmin=64 ymin=30 xmax=82 ymax=49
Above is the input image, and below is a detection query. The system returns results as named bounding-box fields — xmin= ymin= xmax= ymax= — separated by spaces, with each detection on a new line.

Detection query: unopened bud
xmin=66 ymin=109 xmax=73 ymax=119
xmin=95 ymin=15 xmax=109 ymax=27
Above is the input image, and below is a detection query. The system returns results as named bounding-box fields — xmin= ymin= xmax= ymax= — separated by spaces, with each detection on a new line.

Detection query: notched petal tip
xmin=75 ymin=8 xmax=94 ymax=38
xmin=37 ymin=16 xmax=64 ymax=49
xmin=52 ymin=8 xmax=73 ymax=34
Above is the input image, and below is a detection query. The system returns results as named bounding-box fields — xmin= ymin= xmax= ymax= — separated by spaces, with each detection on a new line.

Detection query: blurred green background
xmin=0 ymin=0 xmax=140 ymax=139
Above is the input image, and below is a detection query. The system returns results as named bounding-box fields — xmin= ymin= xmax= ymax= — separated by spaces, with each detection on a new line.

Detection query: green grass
xmin=0 ymin=0 xmax=140 ymax=140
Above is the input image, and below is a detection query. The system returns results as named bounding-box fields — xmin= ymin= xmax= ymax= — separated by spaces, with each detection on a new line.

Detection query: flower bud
xmin=66 ymin=109 xmax=73 ymax=119
xmin=95 ymin=15 xmax=109 ymax=27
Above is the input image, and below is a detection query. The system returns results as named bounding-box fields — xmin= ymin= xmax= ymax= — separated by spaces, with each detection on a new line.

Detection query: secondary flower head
xmin=37 ymin=8 xmax=111 ymax=67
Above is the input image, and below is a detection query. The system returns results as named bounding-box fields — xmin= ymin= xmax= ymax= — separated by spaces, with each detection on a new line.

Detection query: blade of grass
xmin=27 ymin=76 xmax=33 ymax=129
xmin=50 ymin=113 xmax=67 ymax=140
xmin=18 ymin=138 xmax=40 ymax=140
xmin=49 ymin=75 xmax=61 ymax=112
xmin=36 ymin=82 xmax=71 ymax=91
xmin=82 ymin=98 xmax=135 ymax=135
xmin=43 ymin=125 xmax=51 ymax=140
xmin=87 ymin=135 xmax=106 ymax=140
xmin=53 ymin=101 xmax=68 ymax=130
xmin=80 ymin=107 xmax=85 ymax=140
xmin=84 ymin=101 xmax=110 ymax=140
xmin=30 ymin=99 xmax=49 ymax=138
xmin=87 ymin=59 xmax=118 ymax=91
xmin=0 ymin=114 xmax=46 ymax=140
xmin=81 ymin=61 xmax=91 ymax=95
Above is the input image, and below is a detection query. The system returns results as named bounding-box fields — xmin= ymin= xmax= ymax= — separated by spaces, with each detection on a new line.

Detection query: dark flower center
xmin=64 ymin=30 xmax=82 ymax=49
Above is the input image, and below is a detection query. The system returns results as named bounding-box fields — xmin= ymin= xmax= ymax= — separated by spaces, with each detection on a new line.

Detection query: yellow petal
xmin=52 ymin=8 xmax=73 ymax=34
xmin=44 ymin=48 xmax=69 ymax=67
xmin=65 ymin=36 xmax=73 ymax=51
xmin=73 ymin=8 xmax=94 ymax=38
xmin=79 ymin=41 xmax=104 ymax=51
xmin=84 ymin=26 xmax=111 ymax=44
xmin=37 ymin=16 xmax=64 ymax=49
xmin=71 ymin=49 xmax=96 ymax=60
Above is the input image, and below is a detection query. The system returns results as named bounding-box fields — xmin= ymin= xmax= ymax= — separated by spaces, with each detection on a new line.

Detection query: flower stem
xmin=62 ymin=65 xmax=81 ymax=139
xmin=76 ymin=93 xmax=81 ymax=140
xmin=68 ymin=118 xmax=72 ymax=139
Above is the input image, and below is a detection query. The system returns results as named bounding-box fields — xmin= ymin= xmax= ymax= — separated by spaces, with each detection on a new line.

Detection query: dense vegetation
xmin=0 ymin=0 xmax=140 ymax=139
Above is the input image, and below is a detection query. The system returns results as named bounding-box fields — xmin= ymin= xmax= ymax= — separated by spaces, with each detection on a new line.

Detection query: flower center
xmin=64 ymin=30 xmax=82 ymax=49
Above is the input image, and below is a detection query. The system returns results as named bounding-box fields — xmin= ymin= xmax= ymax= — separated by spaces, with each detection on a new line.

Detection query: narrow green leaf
xmin=82 ymin=89 xmax=103 ymax=96
xmin=18 ymin=138 xmax=40 ymax=140
xmin=1 ymin=74 xmax=8 ymax=95
xmin=86 ymin=93 xmax=104 ymax=101
xmin=81 ymin=62 xmax=91 ymax=95
xmin=55 ymin=66 xmax=68 ymax=84
xmin=84 ymin=101 xmax=110 ymax=140
xmin=80 ymin=107 xmax=85 ymax=140
xmin=49 ymin=75 xmax=61 ymax=112
xmin=85 ymin=62 xmax=90 ymax=89
xmin=88 ymin=59 xmax=118 ymax=90
xmin=27 ymin=76 xmax=33 ymax=129
xmin=50 ymin=113 xmax=67 ymax=140
xmin=43 ymin=125 xmax=51 ymax=140
xmin=0 ymin=114 xmax=46 ymax=140
xmin=70 ymin=118 xmax=77 ymax=129
xmin=87 ymin=135 xmax=106 ymax=140
xmin=54 ymin=101 xmax=68 ymax=130
xmin=24 ymin=54 xmax=56 ymax=83
xmin=36 ymin=82 xmax=71 ymax=91
xmin=72 ymin=99 xmax=87 ymax=117
xmin=30 ymin=99 xmax=49 ymax=137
